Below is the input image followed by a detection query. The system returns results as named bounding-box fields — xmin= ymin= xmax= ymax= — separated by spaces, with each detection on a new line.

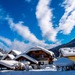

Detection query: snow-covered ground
xmin=30 ymin=67 xmax=57 ymax=71
xmin=0 ymin=70 xmax=75 ymax=75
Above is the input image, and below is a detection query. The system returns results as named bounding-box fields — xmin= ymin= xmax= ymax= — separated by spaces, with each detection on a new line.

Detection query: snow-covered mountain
xmin=50 ymin=38 xmax=75 ymax=57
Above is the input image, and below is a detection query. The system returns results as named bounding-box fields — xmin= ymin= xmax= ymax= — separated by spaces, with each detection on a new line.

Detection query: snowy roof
xmin=2 ymin=54 xmax=15 ymax=60
xmin=59 ymin=47 xmax=75 ymax=56
xmin=15 ymin=54 xmax=38 ymax=64
xmin=25 ymin=46 xmax=54 ymax=56
xmin=8 ymin=50 xmax=21 ymax=55
xmin=53 ymin=57 xmax=74 ymax=66
xmin=0 ymin=60 xmax=19 ymax=69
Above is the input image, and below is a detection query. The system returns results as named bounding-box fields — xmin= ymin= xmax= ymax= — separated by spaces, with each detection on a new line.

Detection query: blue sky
xmin=0 ymin=0 xmax=75 ymax=52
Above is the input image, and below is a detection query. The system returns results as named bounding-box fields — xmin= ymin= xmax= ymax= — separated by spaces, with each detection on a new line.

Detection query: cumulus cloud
xmin=36 ymin=0 xmax=57 ymax=42
xmin=58 ymin=0 xmax=75 ymax=34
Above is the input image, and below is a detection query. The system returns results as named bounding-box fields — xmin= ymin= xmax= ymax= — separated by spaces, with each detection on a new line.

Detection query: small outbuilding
xmin=8 ymin=50 xmax=21 ymax=57
xmin=2 ymin=50 xmax=21 ymax=60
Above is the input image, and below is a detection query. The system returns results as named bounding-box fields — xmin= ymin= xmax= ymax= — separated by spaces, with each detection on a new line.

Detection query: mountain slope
xmin=49 ymin=38 xmax=75 ymax=57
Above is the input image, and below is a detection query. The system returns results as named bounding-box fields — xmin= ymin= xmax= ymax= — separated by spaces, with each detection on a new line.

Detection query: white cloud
xmin=0 ymin=6 xmax=62 ymax=51
xmin=58 ymin=0 xmax=75 ymax=34
xmin=10 ymin=39 xmax=28 ymax=52
xmin=0 ymin=35 xmax=61 ymax=52
xmin=0 ymin=15 xmax=60 ymax=52
xmin=36 ymin=0 xmax=57 ymax=42
xmin=6 ymin=16 xmax=44 ymax=44
xmin=0 ymin=36 xmax=12 ymax=46
xmin=10 ymin=39 xmax=60 ymax=52
xmin=36 ymin=0 xmax=75 ymax=42
xmin=10 ymin=40 xmax=46 ymax=52
xmin=0 ymin=36 xmax=32 ymax=52
xmin=0 ymin=36 xmax=28 ymax=52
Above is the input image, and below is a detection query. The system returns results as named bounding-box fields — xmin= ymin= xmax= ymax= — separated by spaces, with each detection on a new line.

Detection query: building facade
xmin=25 ymin=46 xmax=54 ymax=65
xmin=59 ymin=47 xmax=75 ymax=62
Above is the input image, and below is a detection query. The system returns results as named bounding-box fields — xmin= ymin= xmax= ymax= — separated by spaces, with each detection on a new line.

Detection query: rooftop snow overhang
xmin=2 ymin=54 xmax=15 ymax=60
xmin=8 ymin=50 xmax=21 ymax=56
xmin=0 ymin=60 xmax=19 ymax=69
xmin=15 ymin=54 xmax=38 ymax=64
xmin=25 ymin=46 xmax=54 ymax=56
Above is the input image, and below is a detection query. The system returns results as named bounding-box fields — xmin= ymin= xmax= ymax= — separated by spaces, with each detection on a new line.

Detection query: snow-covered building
xmin=2 ymin=54 xmax=15 ymax=60
xmin=53 ymin=57 xmax=74 ymax=71
xmin=59 ymin=47 xmax=75 ymax=62
xmin=2 ymin=50 xmax=21 ymax=60
xmin=8 ymin=50 xmax=21 ymax=57
xmin=25 ymin=46 xmax=54 ymax=65
xmin=15 ymin=54 xmax=38 ymax=69
xmin=0 ymin=60 xmax=19 ymax=70
xmin=15 ymin=46 xmax=54 ymax=69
